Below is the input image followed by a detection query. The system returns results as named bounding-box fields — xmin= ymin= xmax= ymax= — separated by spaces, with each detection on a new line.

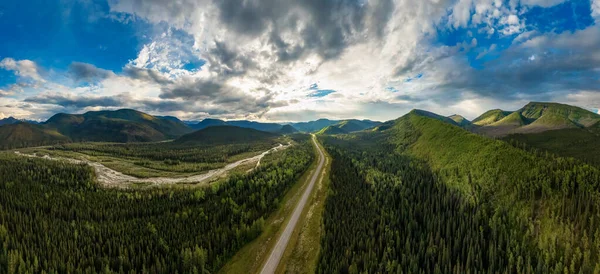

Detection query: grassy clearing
xmin=275 ymin=138 xmax=331 ymax=274
xmin=218 ymin=140 xmax=320 ymax=274
xmin=13 ymin=147 xmax=207 ymax=178
xmin=11 ymin=142 xmax=278 ymax=179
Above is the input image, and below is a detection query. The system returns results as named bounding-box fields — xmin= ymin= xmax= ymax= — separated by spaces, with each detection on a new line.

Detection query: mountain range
xmin=385 ymin=102 xmax=600 ymax=138
xmin=0 ymin=117 xmax=41 ymax=126
xmin=0 ymin=109 xmax=379 ymax=149
xmin=188 ymin=117 xmax=381 ymax=134
xmin=175 ymin=125 xmax=279 ymax=146
xmin=1 ymin=101 xmax=598 ymax=149
xmin=471 ymin=102 xmax=600 ymax=137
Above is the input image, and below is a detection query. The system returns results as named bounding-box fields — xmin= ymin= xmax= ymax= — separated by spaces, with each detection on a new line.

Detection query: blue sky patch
xmin=308 ymin=89 xmax=336 ymax=98
xmin=0 ymin=0 xmax=148 ymax=73
xmin=386 ymin=86 xmax=399 ymax=92
xmin=405 ymin=73 xmax=423 ymax=82
xmin=435 ymin=0 xmax=595 ymax=70
xmin=523 ymin=0 xmax=594 ymax=34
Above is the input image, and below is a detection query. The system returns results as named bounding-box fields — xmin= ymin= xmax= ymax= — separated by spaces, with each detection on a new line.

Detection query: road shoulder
xmin=218 ymin=136 xmax=321 ymax=274
xmin=274 ymin=136 xmax=331 ymax=274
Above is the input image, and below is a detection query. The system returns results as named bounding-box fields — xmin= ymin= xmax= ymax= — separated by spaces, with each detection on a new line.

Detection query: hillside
xmin=0 ymin=117 xmax=20 ymax=126
xmin=44 ymin=109 xmax=192 ymax=142
xmin=278 ymin=124 xmax=299 ymax=135
xmin=156 ymin=115 xmax=186 ymax=124
xmin=472 ymin=109 xmax=513 ymax=126
xmin=447 ymin=114 xmax=471 ymax=127
xmin=505 ymin=121 xmax=600 ymax=166
xmin=0 ymin=117 xmax=40 ymax=126
xmin=475 ymin=112 xmax=526 ymax=136
xmin=519 ymin=102 xmax=599 ymax=126
xmin=190 ymin=118 xmax=227 ymax=130
xmin=190 ymin=119 xmax=283 ymax=132
xmin=175 ymin=126 xmax=279 ymax=145
xmin=289 ymin=119 xmax=339 ymax=132
xmin=190 ymin=118 xmax=371 ymax=133
xmin=316 ymin=125 xmax=348 ymax=135
xmin=334 ymin=119 xmax=381 ymax=132
xmin=474 ymin=102 xmax=600 ymax=136
xmin=318 ymin=111 xmax=600 ymax=273
xmin=409 ymin=109 xmax=459 ymax=127
xmin=0 ymin=123 xmax=70 ymax=149
xmin=491 ymin=111 xmax=526 ymax=126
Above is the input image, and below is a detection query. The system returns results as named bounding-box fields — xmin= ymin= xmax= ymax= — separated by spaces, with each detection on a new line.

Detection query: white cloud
xmin=0 ymin=58 xmax=45 ymax=82
xmin=561 ymin=91 xmax=600 ymax=112
xmin=0 ymin=0 xmax=596 ymax=122
xmin=0 ymin=89 xmax=13 ymax=96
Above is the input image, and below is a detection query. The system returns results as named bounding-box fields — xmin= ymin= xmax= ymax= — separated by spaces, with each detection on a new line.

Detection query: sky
xmin=0 ymin=0 xmax=599 ymax=122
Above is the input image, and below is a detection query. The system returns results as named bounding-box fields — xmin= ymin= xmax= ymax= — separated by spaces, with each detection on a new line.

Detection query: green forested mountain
xmin=44 ymin=109 xmax=192 ymax=142
xmin=472 ymin=109 xmax=513 ymax=126
xmin=334 ymin=119 xmax=381 ymax=132
xmin=447 ymin=114 xmax=471 ymax=127
xmin=409 ymin=109 xmax=460 ymax=127
xmin=475 ymin=102 xmax=600 ymax=136
xmin=175 ymin=125 xmax=279 ymax=145
xmin=316 ymin=125 xmax=348 ymax=135
xmin=314 ymin=119 xmax=382 ymax=135
xmin=190 ymin=119 xmax=283 ymax=132
xmin=0 ymin=117 xmax=21 ymax=126
xmin=189 ymin=118 xmax=228 ymax=130
xmin=317 ymin=110 xmax=600 ymax=273
xmin=189 ymin=118 xmax=378 ymax=133
xmin=505 ymin=121 xmax=600 ymax=167
xmin=288 ymin=119 xmax=339 ymax=132
xmin=0 ymin=109 xmax=195 ymax=149
xmin=278 ymin=124 xmax=299 ymax=135
xmin=0 ymin=123 xmax=70 ymax=149
xmin=0 ymin=117 xmax=40 ymax=126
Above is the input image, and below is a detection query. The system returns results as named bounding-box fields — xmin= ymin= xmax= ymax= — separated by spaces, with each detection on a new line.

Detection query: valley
xmin=4 ymin=1 xmax=600 ymax=272
xmin=1 ymin=102 xmax=600 ymax=273
xmin=13 ymin=142 xmax=291 ymax=188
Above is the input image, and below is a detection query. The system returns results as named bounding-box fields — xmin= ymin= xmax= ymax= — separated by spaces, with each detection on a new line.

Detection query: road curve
xmin=260 ymin=134 xmax=326 ymax=274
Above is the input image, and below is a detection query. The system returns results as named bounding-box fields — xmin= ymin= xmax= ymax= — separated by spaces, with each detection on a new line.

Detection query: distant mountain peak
xmin=408 ymin=109 xmax=460 ymax=127
xmin=175 ymin=125 xmax=278 ymax=145
xmin=475 ymin=102 xmax=600 ymax=137
xmin=472 ymin=109 xmax=513 ymax=126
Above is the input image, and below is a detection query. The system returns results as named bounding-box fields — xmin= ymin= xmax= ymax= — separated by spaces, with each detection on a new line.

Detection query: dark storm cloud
xmin=69 ymin=62 xmax=115 ymax=81
xmin=159 ymin=77 xmax=288 ymax=116
xmin=369 ymin=0 xmax=394 ymax=38
xmin=123 ymin=66 xmax=173 ymax=85
xmin=216 ymin=0 xmax=275 ymax=35
xmin=449 ymin=27 xmax=600 ymax=100
xmin=205 ymin=41 xmax=258 ymax=76
xmin=213 ymin=0 xmax=380 ymax=65
xmin=25 ymin=93 xmax=126 ymax=108
xmin=388 ymin=25 xmax=600 ymax=107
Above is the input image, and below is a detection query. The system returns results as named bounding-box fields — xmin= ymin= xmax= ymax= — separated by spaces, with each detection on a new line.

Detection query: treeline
xmin=0 ymin=140 xmax=71 ymax=151
xmin=0 ymin=135 xmax=313 ymax=273
xmin=317 ymin=121 xmax=600 ymax=273
xmin=505 ymin=132 xmax=600 ymax=168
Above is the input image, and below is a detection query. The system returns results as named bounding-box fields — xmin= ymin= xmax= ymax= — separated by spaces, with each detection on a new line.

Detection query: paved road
xmin=260 ymin=135 xmax=326 ymax=274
